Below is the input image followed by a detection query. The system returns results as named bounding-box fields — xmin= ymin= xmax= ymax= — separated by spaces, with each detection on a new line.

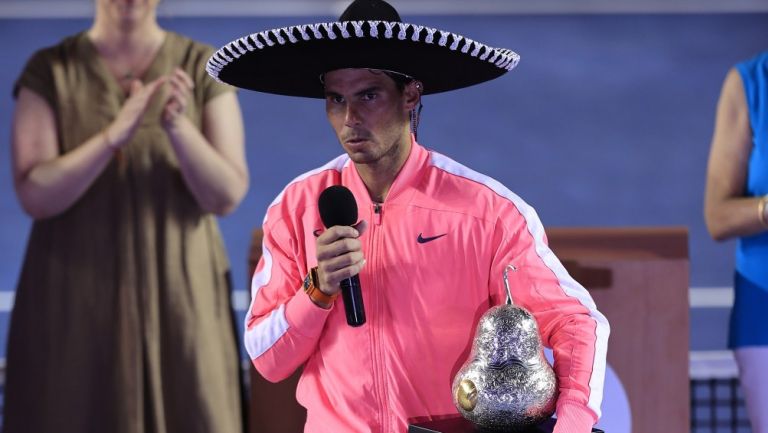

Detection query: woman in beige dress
xmin=5 ymin=0 xmax=248 ymax=431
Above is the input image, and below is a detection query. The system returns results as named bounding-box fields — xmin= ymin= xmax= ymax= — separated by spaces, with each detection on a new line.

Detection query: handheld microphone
xmin=318 ymin=185 xmax=366 ymax=327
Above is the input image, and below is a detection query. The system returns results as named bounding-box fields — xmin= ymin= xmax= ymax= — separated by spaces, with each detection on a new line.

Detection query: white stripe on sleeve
xmin=430 ymin=151 xmax=609 ymax=418
xmin=244 ymin=153 xmax=350 ymax=360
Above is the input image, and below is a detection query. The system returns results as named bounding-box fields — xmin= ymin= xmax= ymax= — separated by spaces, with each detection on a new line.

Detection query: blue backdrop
xmin=2 ymin=13 xmax=767 ymax=357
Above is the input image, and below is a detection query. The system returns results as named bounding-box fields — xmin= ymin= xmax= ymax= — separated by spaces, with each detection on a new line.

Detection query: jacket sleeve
xmin=244 ymin=212 xmax=333 ymax=383
xmin=489 ymin=200 xmax=610 ymax=433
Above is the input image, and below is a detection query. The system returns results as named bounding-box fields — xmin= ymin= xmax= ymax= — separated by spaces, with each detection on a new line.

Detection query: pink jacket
xmin=247 ymin=140 xmax=609 ymax=433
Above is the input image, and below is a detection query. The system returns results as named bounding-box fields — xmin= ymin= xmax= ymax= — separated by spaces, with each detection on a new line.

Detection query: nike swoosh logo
xmin=417 ymin=233 xmax=447 ymax=244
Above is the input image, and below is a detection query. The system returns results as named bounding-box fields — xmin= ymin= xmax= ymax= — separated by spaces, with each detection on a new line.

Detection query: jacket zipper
xmin=369 ymin=202 xmax=387 ymax=431
xmin=373 ymin=202 xmax=382 ymax=225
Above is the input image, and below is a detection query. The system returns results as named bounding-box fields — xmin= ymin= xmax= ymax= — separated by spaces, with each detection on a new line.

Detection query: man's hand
xmin=315 ymin=221 xmax=368 ymax=295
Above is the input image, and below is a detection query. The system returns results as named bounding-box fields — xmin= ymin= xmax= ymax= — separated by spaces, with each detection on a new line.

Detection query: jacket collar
xmin=342 ymin=134 xmax=428 ymax=208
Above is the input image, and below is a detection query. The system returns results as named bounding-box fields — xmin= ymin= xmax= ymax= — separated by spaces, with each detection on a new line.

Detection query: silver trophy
xmin=452 ymin=265 xmax=558 ymax=431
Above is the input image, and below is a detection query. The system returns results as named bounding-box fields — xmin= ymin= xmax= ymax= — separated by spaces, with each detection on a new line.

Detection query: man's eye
xmin=332 ymin=96 xmax=344 ymax=103
xmin=362 ymin=93 xmax=377 ymax=101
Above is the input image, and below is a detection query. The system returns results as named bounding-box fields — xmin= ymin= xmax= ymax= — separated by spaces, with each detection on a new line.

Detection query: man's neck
xmin=358 ymin=168 xmax=395 ymax=203
xmin=356 ymin=134 xmax=413 ymax=203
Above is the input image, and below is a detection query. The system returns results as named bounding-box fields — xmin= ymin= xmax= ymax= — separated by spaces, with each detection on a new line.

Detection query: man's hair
xmin=379 ymin=70 xmax=414 ymax=93
xmin=319 ymin=68 xmax=419 ymax=94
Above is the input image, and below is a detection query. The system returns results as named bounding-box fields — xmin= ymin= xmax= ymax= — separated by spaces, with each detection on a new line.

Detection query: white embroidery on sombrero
xmin=258 ymin=30 xmax=274 ymax=47
xmin=503 ymin=53 xmax=520 ymax=70
xmin=369 ymin=20 xmax=380 ymax=38
xmin=207 ymin=51 xmax=227 ymax=75
xmin=205 ymin=19 xmax=520 ymax=85
xmin=411 ymin=25 xmax=424 ymax=42
xmin=471 ymin=43 xmax=483 ymax=57
xmin=222 ymin=41 xmax=238 ymax=58
xmin=219 ymin=50 xmax=234 ymax=63
xmin=209 ymin=53 xmax=223 ymax=66
xmin=271 ymin=29 xmax=286 ymax=45
xmin=248 ymin=34 xmax=264 ymax=49
xmin=500 ymin=49 xmax=520 ymax=69
xmin=310 ymin=23 xmax=323 ymax=39
xmin=424 ymin=27 xmax=437 ymax=44
xmin=382 ymin=21 xmax=395 ymax=39
xmin=479 ymin=46 xmax=491 ymax=61
xmin=397 ymin=22 xmax=407 ymax=40
xmin=462 ymin=38 xmax=474 ymax=54
xmin=239 ymin=36 xmax=254 ymax=52
xmin=438 ymin=31 xmax=448 ymax=47
xmin=282 ymin=27 xmax=298 ymax=44
xmin=229 ymin=41 xmax=244 ymax=57
xmin=497 ymin=55 xmax=511 ymax=68
xmin=351 ymin=21 xmax=365 ymax=37
xmin=298 ymin=25 xmax=311 ymax=41
xmin=206 ymin=58 xmax=221 ymax=76
xmin=321 ymin=23 xmax=337 ymax=40
xmin=449 ymin=34 xmax=462 ymax=51
xmin=337 ymin=22 xmax=351 ymax=39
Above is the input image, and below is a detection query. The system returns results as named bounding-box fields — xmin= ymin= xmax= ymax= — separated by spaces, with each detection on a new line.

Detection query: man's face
xmin=324 ymin=68 xmax=415 ymax=167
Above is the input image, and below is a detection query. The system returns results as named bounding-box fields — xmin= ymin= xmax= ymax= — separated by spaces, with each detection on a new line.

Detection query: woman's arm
xmin=162 ymin=68 xmax=248 ymax=215
xmin=704 ymin=68 xmax=767 ymax=241
xmin=12 ymin=78 xmax=165 ymax=219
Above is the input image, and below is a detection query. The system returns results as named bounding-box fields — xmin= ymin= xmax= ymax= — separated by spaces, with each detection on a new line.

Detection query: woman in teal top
xmin=705 ymin=51 xmax=768 ymax=433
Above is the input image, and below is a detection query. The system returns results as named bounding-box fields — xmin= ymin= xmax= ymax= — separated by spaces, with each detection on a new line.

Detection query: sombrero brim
xmin=207 ymin=21 xmax=519 ymax=98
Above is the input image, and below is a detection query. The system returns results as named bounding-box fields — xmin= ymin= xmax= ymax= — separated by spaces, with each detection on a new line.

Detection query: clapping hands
xmin=161 ymin=67 xmax=195 ymax=128
xmin=104 ymin=67 xmax=194 ymax=150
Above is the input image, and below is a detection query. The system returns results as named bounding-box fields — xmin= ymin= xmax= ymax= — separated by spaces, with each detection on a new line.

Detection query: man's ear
xmin=403 ymin=80 xmax=423 ymax=111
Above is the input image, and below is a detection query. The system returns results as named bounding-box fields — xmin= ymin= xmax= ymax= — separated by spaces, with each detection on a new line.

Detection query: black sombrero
xmin=206 ymin=0 xmax=519 ymax=98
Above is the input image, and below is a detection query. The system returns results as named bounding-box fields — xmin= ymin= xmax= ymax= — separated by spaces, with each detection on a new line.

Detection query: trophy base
xmin=408 ymin=416 xmax=604 ymax=433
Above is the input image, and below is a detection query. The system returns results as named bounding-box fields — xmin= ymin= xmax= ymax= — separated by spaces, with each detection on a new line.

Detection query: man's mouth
xmin=344 ymin=137 xmax=369 ymax=145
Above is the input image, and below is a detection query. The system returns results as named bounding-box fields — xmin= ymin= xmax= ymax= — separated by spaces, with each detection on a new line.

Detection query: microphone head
xmin=318 ymin=185 xmax=358 ymax=227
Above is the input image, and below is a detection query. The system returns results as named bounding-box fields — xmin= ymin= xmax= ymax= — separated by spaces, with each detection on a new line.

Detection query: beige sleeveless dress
xmin=4 ymin=32 xmax=244 ymax=433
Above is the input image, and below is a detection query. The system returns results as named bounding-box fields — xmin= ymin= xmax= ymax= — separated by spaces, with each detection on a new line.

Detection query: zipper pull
xmin=373 ymin=203 xmax=382 ymax=225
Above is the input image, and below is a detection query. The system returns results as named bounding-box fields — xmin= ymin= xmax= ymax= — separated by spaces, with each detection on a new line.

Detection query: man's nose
xmin=345 ymin=103 xmax=362 ymax=126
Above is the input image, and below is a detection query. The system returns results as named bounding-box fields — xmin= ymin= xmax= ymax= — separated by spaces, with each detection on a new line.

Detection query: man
xmin=208 ymin=1 xmax=609 ymax=432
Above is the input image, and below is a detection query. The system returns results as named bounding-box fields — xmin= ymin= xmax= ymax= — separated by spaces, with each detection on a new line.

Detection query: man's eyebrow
xmin=355 ymin=86 xmax=381 ymax=96
xmin=324 ymin=85 xmax=382 ymax=98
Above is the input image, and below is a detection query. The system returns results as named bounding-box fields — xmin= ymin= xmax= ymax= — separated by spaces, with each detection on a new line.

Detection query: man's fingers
xmin=319 ymin=258 xmax=366 ymax=289
xmin=315 ymin=223 xmax=366 ymax=290
xmin=353 ymin=220 xmax=368 ymax=236
xmin=317 ymin=225 xmax=360 ymax=245
xmin=317 ymin=236 xmax=361 ymax=260
xmin=323 ymin=251 xmax=365 ymax=273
